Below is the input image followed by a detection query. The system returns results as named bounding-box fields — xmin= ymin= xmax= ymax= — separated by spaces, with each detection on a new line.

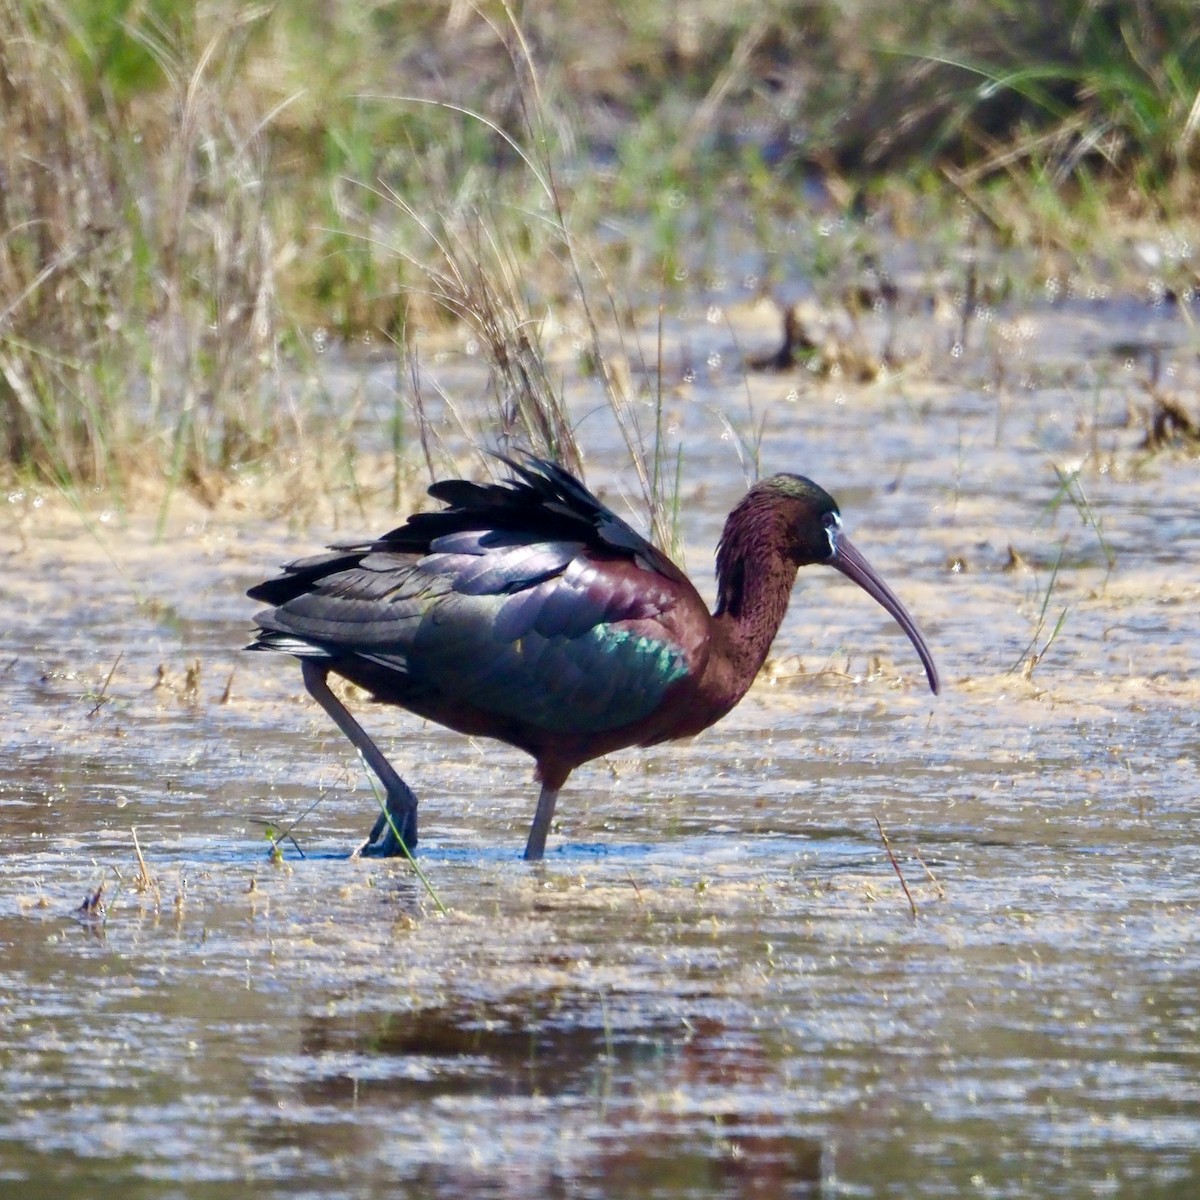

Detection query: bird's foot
xmin=353 ymin=792 xmax=419 ymax=859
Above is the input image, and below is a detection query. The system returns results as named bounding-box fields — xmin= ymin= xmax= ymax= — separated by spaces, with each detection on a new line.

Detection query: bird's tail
xmin=245 ymin=630 xmax=333 ymax=658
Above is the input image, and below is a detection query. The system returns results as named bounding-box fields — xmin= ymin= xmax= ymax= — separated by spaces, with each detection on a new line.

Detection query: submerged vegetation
xmin=1 ymin=0 xmax=1199 ymax=498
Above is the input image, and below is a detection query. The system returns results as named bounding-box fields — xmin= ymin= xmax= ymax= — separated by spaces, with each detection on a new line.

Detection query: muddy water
xmin=2 ymin=292 xmax=1199 ymax=1198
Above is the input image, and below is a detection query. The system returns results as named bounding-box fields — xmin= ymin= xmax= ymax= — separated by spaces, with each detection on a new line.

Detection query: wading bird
xmin=248 ymin=455 xmax=939 ymax=860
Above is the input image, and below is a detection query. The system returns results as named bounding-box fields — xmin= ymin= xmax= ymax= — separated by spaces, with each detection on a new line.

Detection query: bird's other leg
xmin=523 ymin=784 xmax=560 ymax=862
xmin=300 ymin=660 xmax=418 ymax=857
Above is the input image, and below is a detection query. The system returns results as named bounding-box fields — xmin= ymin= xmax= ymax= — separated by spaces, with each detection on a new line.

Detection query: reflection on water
xmin=2 ymin=290 xmax=1200 ymax=1197
xmin=284 ymin=1005 xmax=823 ymax=1197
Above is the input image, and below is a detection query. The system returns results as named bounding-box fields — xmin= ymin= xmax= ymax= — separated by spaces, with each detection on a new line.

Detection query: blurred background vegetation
xmin=2 ymin=0 xmax=1198 ymax=489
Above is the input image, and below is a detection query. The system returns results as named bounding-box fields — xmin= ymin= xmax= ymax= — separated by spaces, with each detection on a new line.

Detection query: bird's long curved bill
xmin=831 ymin=535 xmax=940 ymax=694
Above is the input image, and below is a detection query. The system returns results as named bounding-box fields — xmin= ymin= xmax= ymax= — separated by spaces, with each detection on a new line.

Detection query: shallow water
xmin=2 ymin=289 xmax=1199 ymax=1198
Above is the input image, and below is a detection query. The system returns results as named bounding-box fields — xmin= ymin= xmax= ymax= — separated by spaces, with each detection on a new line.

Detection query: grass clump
xmin=0 ymin=0 xmax=133 ymax=482
xmin=0 ymin=0 xmax=284 ymax=491
xmin=4 ymin=0 xmax=1200 ymax=502
xmin=374 ymin=33 xmax=689 ymax=553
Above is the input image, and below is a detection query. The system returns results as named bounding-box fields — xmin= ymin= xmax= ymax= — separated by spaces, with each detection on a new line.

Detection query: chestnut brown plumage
xmin=248 ymin=455 xmax=939 ymax=860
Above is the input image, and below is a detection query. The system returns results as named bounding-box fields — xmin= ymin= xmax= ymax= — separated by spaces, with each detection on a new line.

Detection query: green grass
xmin=0 ymin=1 xmax=283 ymax=488
xmin=2 ymin=0 xmax=1199 ymax=509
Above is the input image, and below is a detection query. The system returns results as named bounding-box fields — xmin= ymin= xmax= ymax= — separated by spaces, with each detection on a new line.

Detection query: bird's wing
xmin=253 ymin=530 xmax=707 ymax=735
xmin=249 ymin=456 xmax=711 ymax=734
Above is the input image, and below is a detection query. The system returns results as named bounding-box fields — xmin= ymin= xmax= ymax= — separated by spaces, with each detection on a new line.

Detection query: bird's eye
xmin=820 ymin=511 xmax=840 ymax=557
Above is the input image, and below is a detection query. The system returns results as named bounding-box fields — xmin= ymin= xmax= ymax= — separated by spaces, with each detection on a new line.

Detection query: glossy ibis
xmin=248 ymin=455 xmax=939 ymax=860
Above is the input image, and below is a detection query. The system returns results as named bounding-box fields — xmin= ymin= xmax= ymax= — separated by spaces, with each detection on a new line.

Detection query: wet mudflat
xmin=1 ymin=289 xmax=1199 ymax=1198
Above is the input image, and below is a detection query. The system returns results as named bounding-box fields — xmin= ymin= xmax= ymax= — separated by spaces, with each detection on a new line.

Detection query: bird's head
xmin=719 ymin=474 xmax=940 ymax=695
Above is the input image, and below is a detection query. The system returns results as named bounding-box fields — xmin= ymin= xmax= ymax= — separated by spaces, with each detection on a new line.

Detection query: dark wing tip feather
xmin=247 ymin=551 xmax=359 ymax=605
xmin=386 ymin=452 xmax=611 ymax=550
xmin=495 ymin=452 xmax=604 ymax=515
xmin=425 ymin=478 xmax=494 ymax=508
xmin=489 ymin=451 xmax=674 ymax=568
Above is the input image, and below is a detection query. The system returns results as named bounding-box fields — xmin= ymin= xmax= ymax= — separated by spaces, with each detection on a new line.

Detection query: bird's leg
xmin=300 ymin=660 xmax=418 ymax=857
xmin=523 ymin=784 xmax=560 ymax=862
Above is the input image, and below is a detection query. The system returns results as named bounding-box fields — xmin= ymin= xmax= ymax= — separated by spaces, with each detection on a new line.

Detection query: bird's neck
xmin=694 ymin=506 xmax=798 ymax=719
